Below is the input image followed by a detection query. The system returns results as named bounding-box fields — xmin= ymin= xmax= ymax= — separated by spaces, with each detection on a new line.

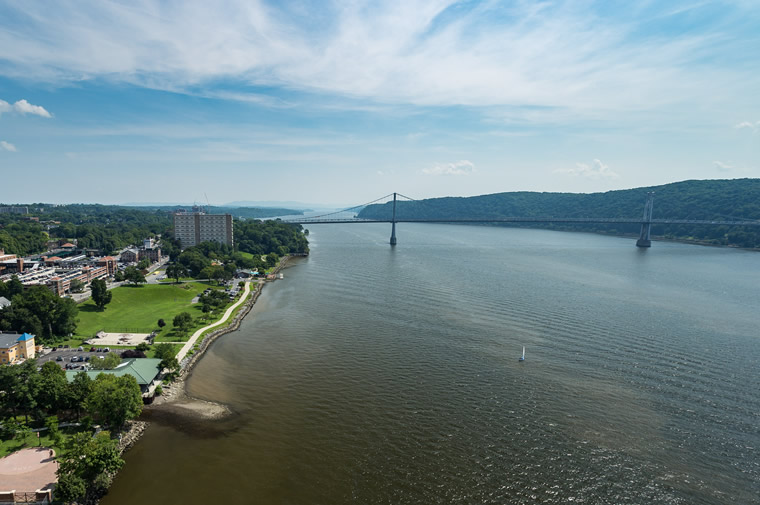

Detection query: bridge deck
xmin=283 ymin=218 xmax=760 ymax=226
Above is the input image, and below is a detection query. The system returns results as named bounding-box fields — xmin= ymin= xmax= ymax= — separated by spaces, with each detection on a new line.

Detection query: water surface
xmin=103 ymin=224 xmax=760 ymax=504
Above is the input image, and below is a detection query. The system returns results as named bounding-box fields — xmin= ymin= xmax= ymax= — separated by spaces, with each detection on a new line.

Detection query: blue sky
xmin=0 ymin=0 xmax=759 ymax=206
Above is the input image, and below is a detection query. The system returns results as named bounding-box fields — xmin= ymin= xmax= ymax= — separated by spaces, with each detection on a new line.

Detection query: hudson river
xmin=103 ymin=224 xmax=760 ymax=504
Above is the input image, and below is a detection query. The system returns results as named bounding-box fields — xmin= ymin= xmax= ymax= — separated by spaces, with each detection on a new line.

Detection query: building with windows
xmin=0 ymin=332 xmax=36 ymax=364
xmin=173 ymin=211 xmax=234 ymax=249
xmin=0 ymin=206 xmax=28 ymax=214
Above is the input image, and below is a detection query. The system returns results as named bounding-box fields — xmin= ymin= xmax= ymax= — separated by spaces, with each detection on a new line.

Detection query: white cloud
xmin=0 ymin=140 xmax=17 ymax=152
xmin=0 ymin=98 xmax=52 ymax=117
xmin=735 ymin=120 xmax=760 ymax=132
xmin=423 ymin=160 xmax=475 ymax=176
xmin=713 ymin=160 xmax=733 ymax=171
xmin=0 ymin=1 xmax=756 ymax=117
xmin=555 ymin=159 xmax=619 ymax=179
xmin=12 ymin=99 xmax=52 ymax=117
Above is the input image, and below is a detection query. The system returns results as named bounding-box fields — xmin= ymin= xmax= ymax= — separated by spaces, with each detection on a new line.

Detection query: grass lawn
xmin=74 ymin=282 xmax=221 ymax=339
xmin=0 ymin=425 xmax=91 ymax=458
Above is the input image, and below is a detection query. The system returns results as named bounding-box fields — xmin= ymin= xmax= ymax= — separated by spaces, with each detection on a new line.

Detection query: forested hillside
xmin=358 ymin=179 xmax=760 ymax=248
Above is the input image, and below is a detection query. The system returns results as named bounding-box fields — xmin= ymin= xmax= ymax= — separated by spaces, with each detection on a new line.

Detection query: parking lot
xmin=36 ymin=346 xmax=119 ymax=370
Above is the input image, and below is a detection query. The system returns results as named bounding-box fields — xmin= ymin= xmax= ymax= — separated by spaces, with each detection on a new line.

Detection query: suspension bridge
xmin=282 ymin=192 xmax=760 ymax=248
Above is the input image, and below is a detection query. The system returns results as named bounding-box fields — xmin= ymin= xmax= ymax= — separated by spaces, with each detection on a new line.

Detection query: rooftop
xmin=65 ymin=358 xmax=162 ymax=385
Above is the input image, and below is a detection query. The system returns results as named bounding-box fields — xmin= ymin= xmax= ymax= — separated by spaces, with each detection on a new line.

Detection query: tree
xmin=65 ymin=372 xmax=92 ymax=421
xmin=165 ymin=263 xmax=188 ymax=284
xmin=37 ymin=361 xmax=68 ymax=414
xmin=153 ymin=342 xmax=175 ymax=361
xmin=160 ymin=356 xmax=180 ymax=372
xmin=123 ymin=266 xmax=146 ymax=286
xmin=89 ymin=352 xmax=121 ymax=370
xmin=137 ymin=258 xmax=150 ymax=270
xmin=56 ymin=472 xmax=87 ymax=504
xmin=7 ymin=275 xmax=24 ymax=298
xmin=265 ymin=252 xmax=279 ymax=268
xmin=136 ymin=342 xmax=150 ymax=352
xmin=85 ymin=375 xmax=142 ymax=429
xmin=172 ymin=311 xmax=193 ymax=338
xmin=120 ymin=349 xmax=146 ymax=359
xmin=69 ymin=278 xmax=85 ymax=293
xmin=56 ymin=431 xmax=124 ymax=502
xmin=90 ymin=278 xmax=112 ymax=311
xmin=45 ymin=415 xmax=63 ymax=447
xmin=113 ymin=270 xmax=125 ymax=282
xmin=157 ymin=318 xmax=166 ymax=330
xmin=0 ymin=286 xmax=78 ymax=343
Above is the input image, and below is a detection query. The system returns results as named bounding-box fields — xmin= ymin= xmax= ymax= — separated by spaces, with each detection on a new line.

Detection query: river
xmin=103 ymin=223 xmax=760 ymax=505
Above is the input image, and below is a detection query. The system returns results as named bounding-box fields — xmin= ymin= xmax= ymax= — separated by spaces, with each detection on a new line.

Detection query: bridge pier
xmin=636 ymin=192 xmax=654 ymax=247
xmin=390 ymin=192 xmax=397 ymax=246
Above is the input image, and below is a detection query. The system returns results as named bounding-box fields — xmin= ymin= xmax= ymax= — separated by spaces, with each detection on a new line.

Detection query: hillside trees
xmin=357 ymin=179 xmax=760 ymax=248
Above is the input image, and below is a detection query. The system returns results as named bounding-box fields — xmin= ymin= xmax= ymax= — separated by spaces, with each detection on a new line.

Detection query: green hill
xmin=358 ymin=179 xmax=760 ymax=248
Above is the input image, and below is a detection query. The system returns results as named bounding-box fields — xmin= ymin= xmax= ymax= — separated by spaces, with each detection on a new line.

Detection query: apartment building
xmin=173 ymin=211 xmax=234 ymax=249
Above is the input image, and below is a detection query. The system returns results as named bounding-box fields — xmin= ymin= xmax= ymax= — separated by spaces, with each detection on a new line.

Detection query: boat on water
xmin=518 ymin=346 xmax=525 ymax=362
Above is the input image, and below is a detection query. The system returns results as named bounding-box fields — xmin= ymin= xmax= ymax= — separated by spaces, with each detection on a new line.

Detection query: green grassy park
xmin=73 ymin=282 xmax=231 ymax=342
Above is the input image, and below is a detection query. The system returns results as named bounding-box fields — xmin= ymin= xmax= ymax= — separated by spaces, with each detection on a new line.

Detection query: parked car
xmin=77 ymin=346 xmax=84 ymax=351
xmin=90 ymin=347 xmax=96 ymax=352
xmin=56 ymin=356 xmax=63 ymax=362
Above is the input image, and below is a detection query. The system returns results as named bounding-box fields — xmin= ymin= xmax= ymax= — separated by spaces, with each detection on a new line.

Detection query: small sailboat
xmin=518 ymin=346 xmax=525 ymax=362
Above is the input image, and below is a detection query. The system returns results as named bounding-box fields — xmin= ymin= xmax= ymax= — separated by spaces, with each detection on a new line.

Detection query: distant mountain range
xmin=122 ymin=200 xmax=342 ymax=211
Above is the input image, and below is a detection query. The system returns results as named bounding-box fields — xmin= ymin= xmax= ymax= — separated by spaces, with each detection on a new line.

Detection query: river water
xmin=103 ymin=224 xmax=760 ymax=505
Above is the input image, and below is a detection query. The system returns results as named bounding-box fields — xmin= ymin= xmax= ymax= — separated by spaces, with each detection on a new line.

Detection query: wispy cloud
xmin=555 ymin=159 xmax=619 ymax=179
xmin=0 ymin=1 xmax=757 ymax=117
xmin=735 ymin=120 xmax=760 ymax=132
xmin=713 ymin=160 xmax=732 ymax=171
xmin=423 ymin=160 xmax=475 ymax=176
xmin=0 ymin=140 xmax=17 ymax=152
xmin=0 ymin=98 xmax=52 ymax=117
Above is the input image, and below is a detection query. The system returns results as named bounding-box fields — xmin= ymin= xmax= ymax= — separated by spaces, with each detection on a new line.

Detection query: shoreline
xmin=118 ymin=255 xmax=297 ymax=447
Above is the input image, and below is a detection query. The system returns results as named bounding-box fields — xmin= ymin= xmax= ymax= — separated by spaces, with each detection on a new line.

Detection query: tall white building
xmin=173 ymin=212 xmax=234 ymax=249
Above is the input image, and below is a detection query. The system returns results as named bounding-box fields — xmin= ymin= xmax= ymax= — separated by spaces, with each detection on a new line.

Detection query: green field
xmin=75 ymin=282 xmax=223 ymax=339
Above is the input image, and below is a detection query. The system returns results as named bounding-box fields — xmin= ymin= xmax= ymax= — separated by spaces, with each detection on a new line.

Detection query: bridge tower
xmin=636 ymin=192 xmax=655 ymax=247
xmin=390 ymin=192 xmax=397 ymax=245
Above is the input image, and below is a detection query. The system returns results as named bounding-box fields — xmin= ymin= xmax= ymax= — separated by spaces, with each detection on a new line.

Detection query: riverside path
xmin=175 ymin=280 xmax=252 ymax=362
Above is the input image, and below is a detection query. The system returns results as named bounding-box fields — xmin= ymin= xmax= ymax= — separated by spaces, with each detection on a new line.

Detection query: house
xmin=65 ymin=358 xmax=162 ymax=393
xmin=0 ymin=332 xmax=36 ymax=364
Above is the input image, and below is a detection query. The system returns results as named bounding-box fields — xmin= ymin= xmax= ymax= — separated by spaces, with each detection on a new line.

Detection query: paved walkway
xmin=175 ymin=281 xmax=252 ymax=362
xmin=0 ymin=448 xmax=58 ymax=493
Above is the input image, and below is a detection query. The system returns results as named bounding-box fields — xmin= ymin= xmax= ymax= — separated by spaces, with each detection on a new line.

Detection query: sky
xmin=0 ymin=0 xmax=759 ymax=206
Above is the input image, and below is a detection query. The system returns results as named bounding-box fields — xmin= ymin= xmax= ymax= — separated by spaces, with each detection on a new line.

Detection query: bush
xmin=120 ymin=349 xmax=146 ymax=359
xmin=154 ymin=384 xmax=163 ymax=396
